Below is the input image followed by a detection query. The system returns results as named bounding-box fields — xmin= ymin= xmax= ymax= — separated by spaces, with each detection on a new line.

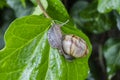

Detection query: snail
xmin=36 ymin=0 xmax=88 ymax=60
xmin=47 ymin=22 xmax=89 ymax=60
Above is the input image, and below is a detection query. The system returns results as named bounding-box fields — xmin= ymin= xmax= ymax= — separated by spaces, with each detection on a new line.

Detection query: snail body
xmin=48 ymin=23 xmax=89 ymax=60
xmin=47 ymin=24 xmax=62 ymax=48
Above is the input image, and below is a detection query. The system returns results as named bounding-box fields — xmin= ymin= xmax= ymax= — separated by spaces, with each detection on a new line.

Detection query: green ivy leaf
xmin=103 ymin=38 xmax=120 ymax=75
xmin=0 ymin=0 xmax=92 ymax=79
xmin=0 ymin=15 xmax=92 ymax=80
xmin=97 ymin=0 xmax=120 ymax=14
xmin=46 ymin=0 xmax=69 ymax=22
xmin=33 ymin=0 xmax=70 ymax=23
xmin=0 ymin=15 xmax=51 ymax=80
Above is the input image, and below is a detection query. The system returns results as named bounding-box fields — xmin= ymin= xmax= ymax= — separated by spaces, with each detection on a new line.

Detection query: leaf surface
xmin=0 ymin=15 xmax=92 ymax=80
xmin=0 ymin=0 xmax=92 ymax=80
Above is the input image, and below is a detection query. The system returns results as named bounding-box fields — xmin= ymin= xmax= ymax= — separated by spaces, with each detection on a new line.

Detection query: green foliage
xmin=1 ymin=0 xmax=119 ymax=79
xmin=0 ymin=0 xmax=7 ymax=9
xmin=98 ymin=0 xmax=120 ymax=14
xmin=70 ymin=0 xmax=120 ymax=79
xmin=46 ymin=0 xmax=69 ymax=22
xmin=20 ymin=0 xmax=26 ymax=7
xmin=0 ymin=15 xmax=91 ymax=80
xmin=104 ymin=38 xmax=120 ymax=74
xmin=0 ymin=0 xmax=92 ymax=80
xmin=6 ymin=0 xmax=34 ymax=17
xmin=71 ymin=0 xmax=115 ymax=34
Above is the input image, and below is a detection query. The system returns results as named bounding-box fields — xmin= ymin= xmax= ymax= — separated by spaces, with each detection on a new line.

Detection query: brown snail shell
xmin=62 ymin=35 xmax=89 ymax=58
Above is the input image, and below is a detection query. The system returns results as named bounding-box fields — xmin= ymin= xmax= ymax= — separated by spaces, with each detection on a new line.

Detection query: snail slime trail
xmin=47 ymin=22 xmax=89 ymax=60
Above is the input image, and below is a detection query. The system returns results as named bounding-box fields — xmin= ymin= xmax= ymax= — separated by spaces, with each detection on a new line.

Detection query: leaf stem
xmin=36 ymin=0 xmax=51 ymax=18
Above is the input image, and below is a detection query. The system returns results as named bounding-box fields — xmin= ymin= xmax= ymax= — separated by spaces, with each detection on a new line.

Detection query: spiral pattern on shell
xmin=62 ymin=35 xmax=89 ymax=58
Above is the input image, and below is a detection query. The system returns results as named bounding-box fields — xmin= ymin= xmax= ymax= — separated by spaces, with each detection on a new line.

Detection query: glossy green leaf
xmin=33 ymin=0 xmax=70 ymax=23
xmin=103 ymin=38 xmax=120 ymax=75
xmin=0 ymin=15 xmax=92 ymax=80
xmin=46 ymin=0 xmax=69 ymax=22
xmin=0 ymin=15 xmax=51 ymax=80
xmin=97 ymin=0 xmax=120 ymax=14
xmin=0 ymin=0 xmax=92 ymax=79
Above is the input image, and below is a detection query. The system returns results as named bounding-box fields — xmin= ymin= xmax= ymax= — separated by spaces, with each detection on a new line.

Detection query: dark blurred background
xmin=0 ymin=0 xmax=120 ymax=80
